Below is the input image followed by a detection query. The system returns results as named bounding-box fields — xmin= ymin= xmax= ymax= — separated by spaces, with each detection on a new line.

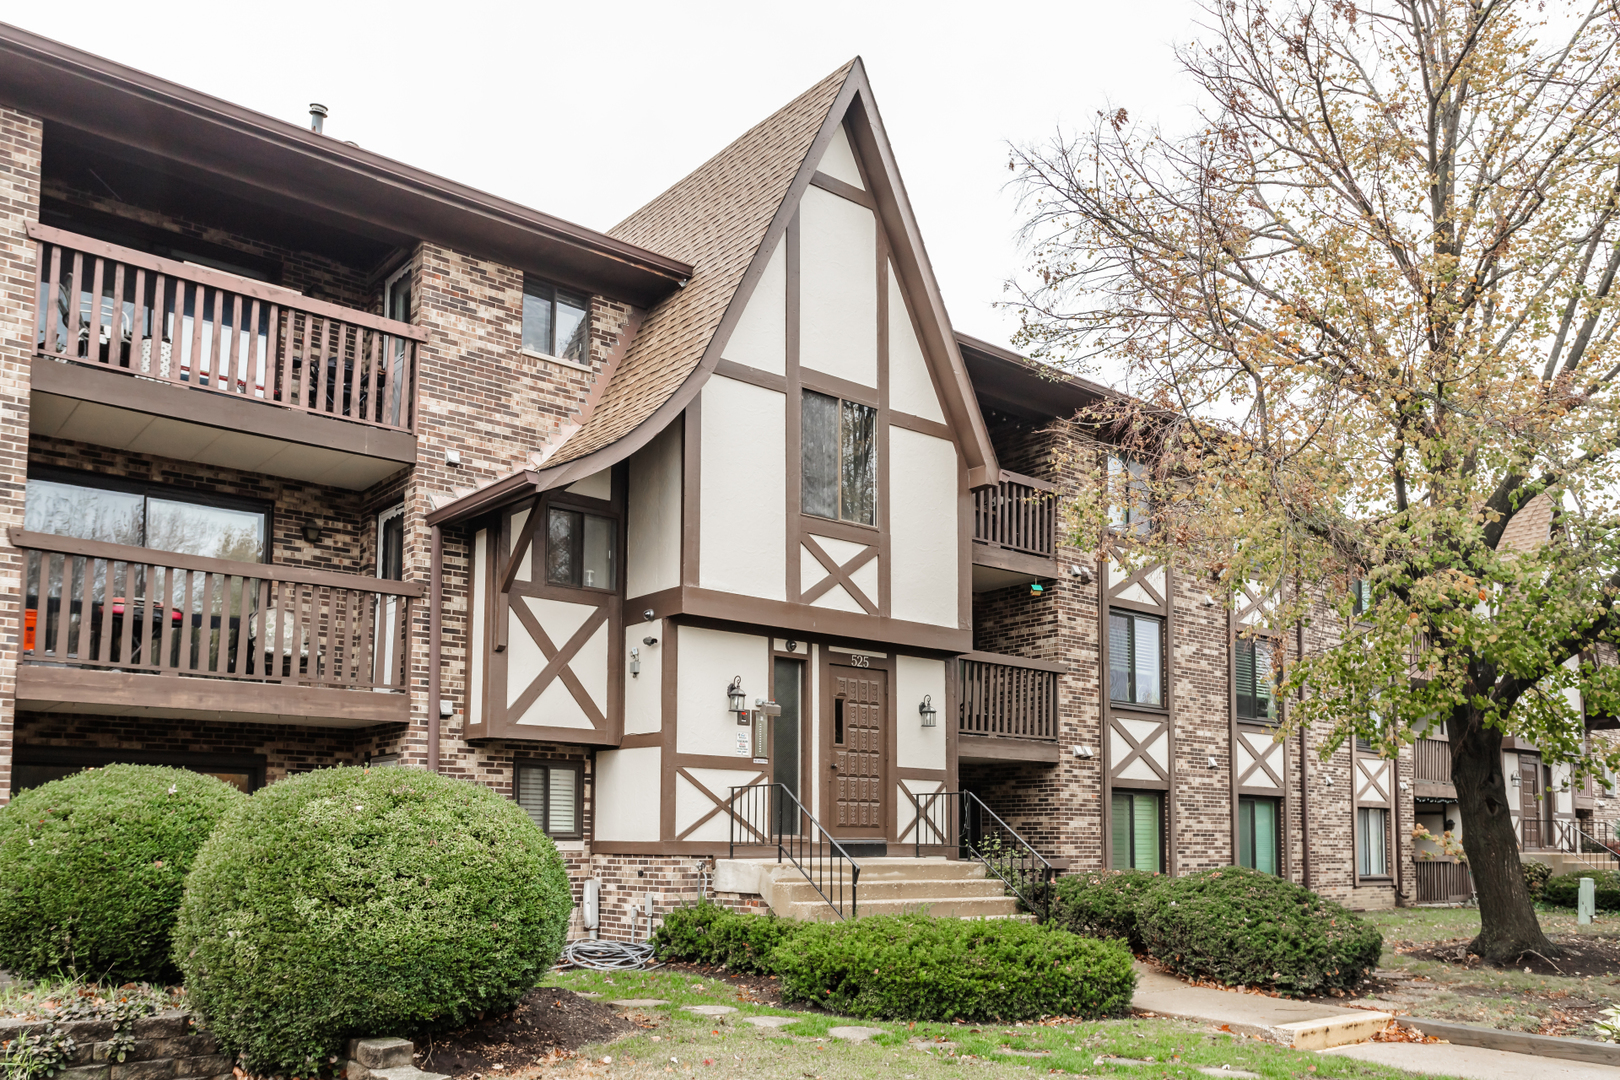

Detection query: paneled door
xmin=827 ymin=664 xmax=886 ymax=836
xmin=1520 ymin=757 xmax=1543 ymax=848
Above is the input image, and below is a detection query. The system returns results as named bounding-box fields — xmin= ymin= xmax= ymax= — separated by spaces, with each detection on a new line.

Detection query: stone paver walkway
xmin=1322 ymin=1041 xmax=1620 ymax=1080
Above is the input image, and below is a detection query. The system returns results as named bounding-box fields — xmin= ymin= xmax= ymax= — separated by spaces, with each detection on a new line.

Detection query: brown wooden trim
xmin=590 ymin=840 xmax=743 ymax=856
xmin=891 ymin=410 xmax=952 ymax=440
xmin=799 ymin=536 xmax=878 ymax=612
xmin=618 ymin=732 xmax=661 ymax=749
xmin=32 ymin=358 xmax=419 ymax=467
xmin=622 ymin=585 xmax=970 ymax=653
xmin=958 ymin=650 xmax=1068 ymax=673
xmin=785 ymin=209 xmax=803 ymax=603
xmin=671 ymin=752 xmax=775 ymax=771
xmin=498 ymin=495 xmax=545 ymax=595
xmin=799 ymin=516 xmax=881 ymax=545
xmin=661 ymin=617 xmax=679 ymax=841
xmin=799 ymin=366 xmax=880 ymax=408
xmin=682 ymin=402 xmax=700 ymax=587
xmin=809 ymin=170 xmax=876 ymax=209
xmin=466 ymin=722 xmax=623 ymax=747
xmin=970 ymin=543 xmax=1058 ymax=579
xmin=17 ymin=665 xmax=409 ymax=727
xmin=714 ymin=358 xmax=788 ymax=394
xmin=10 ymin=529 xmax=423 ymax=596
xmin=876 ymin=233 xmax=892 ymax=621
xmin=956 ymin=735 xmax=1061 ymax=764
xmin=675 ymin=766 xmax=767 ymax=841
xmin=894 ymin=766 xmax=948 ymax=780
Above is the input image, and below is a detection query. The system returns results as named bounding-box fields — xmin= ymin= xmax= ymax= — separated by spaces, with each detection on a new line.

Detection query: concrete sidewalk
xmin=1131 ymin=963 xmax=1391 ymax=1049
xmin=1322 ymin=1041 xmax=1620 ymax=1080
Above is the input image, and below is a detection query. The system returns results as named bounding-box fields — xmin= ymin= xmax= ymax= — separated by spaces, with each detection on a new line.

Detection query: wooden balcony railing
xmin=973 ymin=470 xmax=1058 ymax=559
xmin=29 ymin=223 xmax=425 ymax=434
xmin=1414 ymin=860 xmax=1473 ymax=904
xmin=958 ymin=652 xmax=1064 ymax=741
xmin=1414 ymin=738 xmax=1451 ymax=784
xmin=14 ymin=530 xmax=422 ymax=693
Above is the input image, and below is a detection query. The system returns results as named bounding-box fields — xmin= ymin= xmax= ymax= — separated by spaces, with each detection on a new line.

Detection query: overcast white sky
xmin=3 ymin=0 xmax=1205 ymax=363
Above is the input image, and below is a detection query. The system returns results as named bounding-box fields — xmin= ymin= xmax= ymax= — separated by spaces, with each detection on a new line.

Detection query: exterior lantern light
xmin=1510 ymin=773 xmax=1521 ymax=787
xmin=726 ymin=676 xmax=747 ymax=715
xmin=918 ymin=694 xmax=937 ymax=728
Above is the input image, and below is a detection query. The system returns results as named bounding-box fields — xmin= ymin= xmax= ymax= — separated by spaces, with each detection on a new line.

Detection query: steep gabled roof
xmin=429 ymin=58 xmax=1000 ymax=526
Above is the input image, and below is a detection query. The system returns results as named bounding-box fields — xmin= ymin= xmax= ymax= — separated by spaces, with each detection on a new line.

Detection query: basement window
xmin=522 ymin=277 xmax=590 ymax=364
xmin=516 ymin=762 xmax=583 ymax=839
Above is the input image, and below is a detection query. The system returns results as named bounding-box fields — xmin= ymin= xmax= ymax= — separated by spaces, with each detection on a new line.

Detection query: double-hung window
xmin=546 ymin=507 xmax=616 ymax=591
xmin=1109 ymin=610 xmax=1164 ymax=707
xmin=516 ymin=762 xmax=582 ymax=839
xmin=1235 ymin=638 xmax=1277 ymax=722
xmin=522 ymin=277 xmax=590 ymax=364
xmin=1108 ymin=454 xmax=1152 ymax=537
xmin=1111 ymin=790 xmax=1163 ymax=871
xmin=1238 ymin=795 xmax=1280 ymax=874
xmin=801 ymin=390 xmax=876 ymax=525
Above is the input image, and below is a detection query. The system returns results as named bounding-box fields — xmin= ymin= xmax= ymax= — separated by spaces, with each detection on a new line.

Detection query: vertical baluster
xmin=130 ymin=268 xmax=148 ymax=372
xmin=107 ymin=262 xmax=127 ymax=360
xmin=341 ymin=324 xmax=360 ymax=421
xmin=66 ymin=252 xmax=86 ymax=357
xmin=278 ymin=308 xmax=297 ymax=407
xmin=86 ymin=256 xmax=106 ymax=362
xmin=116 ymin=560 xmax=136 ymax=666
xmin=51 ymin=554 xmax=74 ymax=661
xmin=245 ymin=299 xmax=263 ymax=399
xmin=92 ymin=556 xmax=115 ymax=665
xmin=364 ymin=329 xmax=381 ymax=425
xmin=356 ymin=585 xmax=376 ymax=689
xmin=311 ymin=317 xmax=330 ymax=415
xmin=41 ymin=244 xmax=61 ymax=355
xmin=187 ymin=283 xmax=206 ymax=386
xmin=150 ymin=275 xmax=169 ymax=379
xmin=401 ymin=340 xmax=417 ymax=430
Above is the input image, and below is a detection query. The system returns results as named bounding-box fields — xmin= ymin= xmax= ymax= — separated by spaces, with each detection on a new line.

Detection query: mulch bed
xmin=412 ymin=989 xmax=635 ymax=1077
xmin=1399 ymin=934 xmax=1620 ymax=978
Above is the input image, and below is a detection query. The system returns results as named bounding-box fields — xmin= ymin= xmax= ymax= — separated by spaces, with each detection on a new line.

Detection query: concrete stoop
xmin=713 ymin=857 xmax=1021 ymax=921
xmin=346 ymin=1038 xmax=446 ymax=1080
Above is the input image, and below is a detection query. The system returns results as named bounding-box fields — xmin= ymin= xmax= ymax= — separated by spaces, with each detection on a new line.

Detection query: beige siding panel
xmin=596 ymin=747 xmax=661 ymax=842
xmin=699 ymin=376 xmax=786 ymax=600
xmin=624 ymin=620 xmax=663 ymax=735
xmin=896 ymin=655 xmax=947 ymax=771
xmin=721 ymin=235 xmax=787 ymax=375
xmin=800 ymin=185 xmax=877 ymax=388
xmin=565 ymin=468 xmax=612 ymax=501
xmin=887 ymin=266 xmax=944 ymax=422
xmin=818 ymin=124 xmax=865 ymax=188
xmin=889 ymin=427 xmax=959 ymax=627
xmin=627 ymin=421 xmax=682 ymax=598
xmin=676 ymin=625 xmax=772 ymax=757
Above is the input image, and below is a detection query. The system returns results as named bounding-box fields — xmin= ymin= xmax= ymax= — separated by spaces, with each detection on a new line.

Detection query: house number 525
xmin=848 ymin=654 xmax=870 ymax=668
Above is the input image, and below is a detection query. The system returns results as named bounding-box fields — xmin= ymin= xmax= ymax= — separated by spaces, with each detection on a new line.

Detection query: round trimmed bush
xmin=771 ymin=913 xmax=1136 ymax=1021
xmin=173 ymin=767 xmax=572 ymax=1075
xmin=1051 ymin=869 xmax=1165 ymax=950
xmin=0 ymin=764 xmax=244 ymax=982
xmin=1543 ymin=870 xmax=1620 ymax=910
xmin=1137 ymin=866 xmax=1381 ymax=995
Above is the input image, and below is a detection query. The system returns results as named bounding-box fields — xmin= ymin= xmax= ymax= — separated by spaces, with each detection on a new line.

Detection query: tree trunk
xmin=1447 ymin=711 xmax=1559 ymax=962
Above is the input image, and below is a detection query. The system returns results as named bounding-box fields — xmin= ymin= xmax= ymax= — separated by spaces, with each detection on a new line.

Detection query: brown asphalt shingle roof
xmin=541 ymin=60 xmax=856 ymax=466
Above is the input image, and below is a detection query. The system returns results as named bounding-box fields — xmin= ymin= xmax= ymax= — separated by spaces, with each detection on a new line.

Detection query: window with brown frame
xmin=801 ymin=390 xmax=876 ymax=525
xmin=522 ymin=277 xmax=590 ymax=363
xmin=546 ymin=506 xmax=615 ymax=590
xmin=515 ymin=761 xmax=583 ymax=839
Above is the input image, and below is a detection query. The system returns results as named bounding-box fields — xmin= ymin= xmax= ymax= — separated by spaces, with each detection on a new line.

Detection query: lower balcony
xmin=957 ymin=652 xmax=1065 ymax=763
xmin=14 ymin=530 xmax=422 ymax=728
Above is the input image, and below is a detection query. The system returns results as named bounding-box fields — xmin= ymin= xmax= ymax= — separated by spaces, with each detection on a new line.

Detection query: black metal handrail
xmin=912 ymin=790 xmax=1054 ymax=922
xmin=1561 ymin=821 xmax=1620 ymax=874
xmin=729 ymin=783 xmax=861 ymax=920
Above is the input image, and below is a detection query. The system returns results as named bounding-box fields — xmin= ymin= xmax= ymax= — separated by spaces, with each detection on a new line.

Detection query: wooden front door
xmin=827 ymin=664 xmax=886 ymax=836
xmin=1520 ymin=758 xmax=1542 ymax=847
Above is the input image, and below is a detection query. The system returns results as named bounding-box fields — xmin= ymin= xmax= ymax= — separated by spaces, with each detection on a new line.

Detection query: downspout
xmin=428 ymin=523 xmax=443 ymax=773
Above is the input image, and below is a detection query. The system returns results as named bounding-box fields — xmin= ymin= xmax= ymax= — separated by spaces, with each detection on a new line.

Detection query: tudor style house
xmin=1 ymin=22 xmax=1610 ymax=935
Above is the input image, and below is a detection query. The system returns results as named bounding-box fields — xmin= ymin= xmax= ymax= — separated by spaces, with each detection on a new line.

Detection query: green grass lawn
xmin=534 ymin=968 xmax=1462 ymax=1080
xmin=1350 ymin=904 xmax=1620 ymax=1037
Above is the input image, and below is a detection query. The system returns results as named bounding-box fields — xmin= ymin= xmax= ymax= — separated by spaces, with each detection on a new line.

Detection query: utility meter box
xmin=582 ymin=879 xmax=600 ymax=930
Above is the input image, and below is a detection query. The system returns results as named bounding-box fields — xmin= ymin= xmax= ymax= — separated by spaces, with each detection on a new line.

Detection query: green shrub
xmin=771 ymin=914 xmax=1136 ymax=1021
xmin=1543 ymin=870 xmax=1620 ymax=910
xmin=1522 ymin=860 xmax=1553 ymax=900
xmin=0 ymin=764 xmax=244 ymax=982
xmin=652 ymin=901 xmax=804 ymax=973
xmin=1137 ymin=866 xmax=1381 ymax=996
xmin=1050 ymin=869 xmax=1165 ymax=949
xmin=173 ymin=767 xmax=572 ymax=1075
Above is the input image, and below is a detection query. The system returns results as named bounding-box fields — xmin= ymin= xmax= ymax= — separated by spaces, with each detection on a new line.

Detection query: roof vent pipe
xmin=309 ymin=103 xmax=328 ymax=134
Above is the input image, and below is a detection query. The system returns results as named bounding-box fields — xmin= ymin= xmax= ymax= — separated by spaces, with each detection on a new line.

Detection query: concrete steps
xmin=714 ymin=856 xmax=1022 ymax=922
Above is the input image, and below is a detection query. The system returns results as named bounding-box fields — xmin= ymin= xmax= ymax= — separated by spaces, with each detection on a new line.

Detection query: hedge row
xmin=1543 ymin=870 xmax=1620 ymax=910
xmin=652 ymin=903 xmax=1136 ymax=1021
xmin=1051 ymin=866 xmax=1382 ymax=995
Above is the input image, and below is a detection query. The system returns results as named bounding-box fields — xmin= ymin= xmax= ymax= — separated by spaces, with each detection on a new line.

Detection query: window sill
xmin=523 ymin=347 xmax=594 ymax=372
xmin=801 ymin=513 xmax=880 ymax=533
xmin=1109 ymin=700 xmax=1169 ymax=716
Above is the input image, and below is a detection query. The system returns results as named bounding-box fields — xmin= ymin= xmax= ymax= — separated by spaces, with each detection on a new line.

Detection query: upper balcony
xmin=957 ymin=651 xmax=1064 ymax=763
xmin=971 ymin=470 xmax=1059 ymax=591
xmin=26 ymin=224 xmax=423 ymax=490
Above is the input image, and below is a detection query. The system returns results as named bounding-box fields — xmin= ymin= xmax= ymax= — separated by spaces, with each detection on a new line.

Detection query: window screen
xmin=1235 ymin=638 xmax=1276 ymax=722
xmin=1109 ymin=611 xmax=1163 ymax=706
xmin=25 ymin=474 xmax=267 ymax=562
xmin=517 ymin=763 xmax=582 ymax=838
xmin=1239 ymin=796 xmax=1279 ymax=874
xmin=1111 ymin=790 xmax=1163 ymax=871
xmin=801 ymin=390 xmax=876 ymax=525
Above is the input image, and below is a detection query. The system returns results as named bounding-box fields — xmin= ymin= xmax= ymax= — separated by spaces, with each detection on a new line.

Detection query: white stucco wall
xmin=895 ymin=654 xmax=947 ymax=771
xmin=627 ymin=421 xmax=682 ymax=599
xmin=722 ymin=236 xmax=786 ymax=374
xmin=624 ymin=619 xmax=663 ymax=735
xmin=799 ymin=185 xmax=877 ymax=388
xmin=888 ymin=426 xmax=960 ymax=627
xmin=507 ymin=595 xmax=606 ymax=729
xmin=817 ymin=124 xmax=864 ymax=187
xmin=699 ymin=375 xmax=786 ymax=600
xmin=887 ymin=267 xmax=944 ymax=422
xmin=595 ymin=747 xmax=661 ymax=842
xmin=676 ymin=624 xmax=771 ymax=757
xmin=565 ymin=467 xmax=612 ymax=501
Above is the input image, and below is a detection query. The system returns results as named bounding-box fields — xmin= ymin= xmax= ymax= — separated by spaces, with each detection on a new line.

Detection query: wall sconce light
xmin=727 ymin=676 xmax=747 ymax=716
xmin=302 ymin=521 xmax=322 ymax=544
xmin=1510 ymin=773 xmax=1521 ymax=787
xmin=1323 ymin=775 xmax=1334 ymax=786
xmin=1073 ymin=745 xmax=1094 ymax=759
xmin=1202 ymin=594 xmax=1216 ymax=608
xmin=629 ymin=647 xmax=641 ymax=678
xmin=918 ymin=695 xmax=937 ymax=728
xmin=642 ymin=635 xmax=659 ymax=646
xmin=1398 ymin=780 xmax=1409 ymax=791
